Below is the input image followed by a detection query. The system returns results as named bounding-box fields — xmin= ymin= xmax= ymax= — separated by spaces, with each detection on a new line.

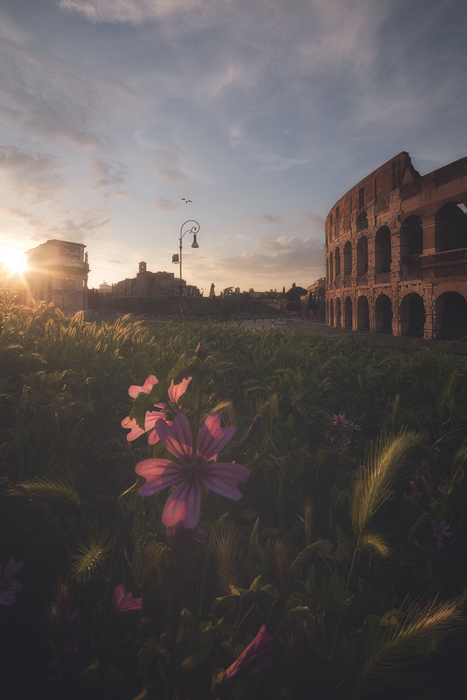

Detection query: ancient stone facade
xmin=23 ymin=239 xmax=89 ymax=315
xmin=325 ymin=152 xmax=467 ymax=339
xmin=112 ymin=262 xmax=185 ymax=297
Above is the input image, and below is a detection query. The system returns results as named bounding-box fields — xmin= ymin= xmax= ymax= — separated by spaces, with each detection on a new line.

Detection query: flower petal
xmin=122 ymin=412 xmax=165 ymax=442
xmin=0 ymin=581 xmax=22 ymax=605
xmin=197 ymin=413 xmax=236 ymax=460
xmin=156 ymin=413 xmax=192 ymax=461
xmin=202 ymin=463 xmax=250 ymax=500
xmin=161 ymin=480 xmax=201 ymax=529
xmin=0 ymin=557 xmax=23 ymax=583
xmin=168 ymin=377 xmax=192 ymax=403
xmin=128 ymin=375 xmax=158 ymax=398
xmin=136 ymin=459 xmax=184 ymax=496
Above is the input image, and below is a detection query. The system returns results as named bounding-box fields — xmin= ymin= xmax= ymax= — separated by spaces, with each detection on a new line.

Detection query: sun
xmin=1 ymin=247 xmax=27 ymax=275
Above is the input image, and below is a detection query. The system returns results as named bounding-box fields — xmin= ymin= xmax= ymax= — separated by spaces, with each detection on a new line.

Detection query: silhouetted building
xmin=113 ymin=262 xmax=185 ymax=297
xmin=23 ymin=239 xmax=89 ymax=315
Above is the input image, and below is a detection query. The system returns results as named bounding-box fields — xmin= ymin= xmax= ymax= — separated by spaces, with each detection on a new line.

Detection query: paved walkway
xmin=239 ymin=317 xmax=467 ymax=355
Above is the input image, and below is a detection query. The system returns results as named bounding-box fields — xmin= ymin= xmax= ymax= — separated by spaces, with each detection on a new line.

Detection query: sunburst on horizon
xmin=0 ymin=246 xmax=27 ymax=276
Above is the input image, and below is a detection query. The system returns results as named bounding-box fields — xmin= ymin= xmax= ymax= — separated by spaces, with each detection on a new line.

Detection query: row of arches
xmin=327 ymin=291 xmax=467 ymax=339
xmin=328 ymin=201 xmax=467 ymax=250
xmin=327 ymin=202 xmax=467 ymax=283
xmin=328 ymin=227 xmax=391 ymax=282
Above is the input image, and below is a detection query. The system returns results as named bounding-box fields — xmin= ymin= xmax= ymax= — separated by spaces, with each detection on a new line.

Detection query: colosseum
xmin=325 ymin=152 xmax=467 ymax=339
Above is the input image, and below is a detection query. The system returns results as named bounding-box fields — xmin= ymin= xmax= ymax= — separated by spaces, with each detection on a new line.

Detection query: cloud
xmin=2 ymin=204 xmax=111 ymax=244
xmin=87 ymin=157 xmax=128 ymax=198
xmin=0 ymin=146 xmax=65 ymax=202
xmin=298 ymin=210 xmax=325 ymax=232
xmin=243 ymin=212 xmax=284 ymax=226
xmin=59 ymin=0 xmax=204 ymax=23
xmin=153 ymin=196 xmax=179 ymax=212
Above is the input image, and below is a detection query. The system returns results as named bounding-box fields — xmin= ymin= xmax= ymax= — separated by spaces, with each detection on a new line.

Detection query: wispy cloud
xmin=59 ymin=0 xmax=204 ymax=23
xmin=0 ymin=146 xmax=65 ymax=202
xmin=153 ymin=196 xmax=180 ymax=212
xmin=87 ymin=157 xmax=128 ymax=198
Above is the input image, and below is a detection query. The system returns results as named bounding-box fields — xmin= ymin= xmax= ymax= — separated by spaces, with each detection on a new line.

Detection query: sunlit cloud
xmin=0 ymin=146 xmax=65 ymax=202
xmin=87 ymin=157 xmax=128 ymax=199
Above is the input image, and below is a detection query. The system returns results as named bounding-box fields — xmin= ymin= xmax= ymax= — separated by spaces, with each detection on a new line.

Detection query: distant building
xmin=99 ymin=281 xmax=112 ymax=294
xmin=23 ymin=239 xmax=89 ymax=315
xmin=113 ymin=261 xmax=185 ymax=297
xmin=305 ymin=278 xmax=326 ymax=317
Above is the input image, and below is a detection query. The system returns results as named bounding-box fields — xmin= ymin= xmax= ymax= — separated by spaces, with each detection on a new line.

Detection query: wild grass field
xmin=1 ymin=292 xmax=467 ymax=699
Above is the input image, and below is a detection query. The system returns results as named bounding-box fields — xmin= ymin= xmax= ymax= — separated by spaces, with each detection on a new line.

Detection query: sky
xmin=0 ymin=0 xmax=466 ymax=294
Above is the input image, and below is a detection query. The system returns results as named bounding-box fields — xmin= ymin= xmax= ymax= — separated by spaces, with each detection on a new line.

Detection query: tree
xmin=186 ymin=285 xmax=201 ymax=297
xmin=285 ymin=283 xmax=307 ymax=301
xmin=209 ymin=283 xmax=216 ymax=298
xmin=221 ymin=287 xmax=234 ymax=298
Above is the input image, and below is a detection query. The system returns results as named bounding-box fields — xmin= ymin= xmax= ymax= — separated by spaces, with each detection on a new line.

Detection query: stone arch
xmin=335 ymin=297 xmax=341 ymax=328
xmin=375 ymin=293 xmax=393 ymax=334
xmin=343 ymin=241 xmax=352 ymax=276
xmin=356 ymin=212 xmax=368 ymax=233
xmin=400 ymin=293 xmax=426 ymax=337
xmin=400 ymin=215 xmax=423 ymax=256
xmin=344 ymin=296 xmax=353 ymax=329
xmin=329 ymin=297 xmax=334 ymax=325
xmin=329 ymin=251 xmax=333 ymax=282
xmin=435 ymin=203 xmax=467 ymax=252
xmin=434 ymin=291 xmax=467 ymax=340
xmin=357 ymin=236 xmax=368 ymax=275
xmin=375 ymin=226 xmax=391 ymax=273
xmin=335 ymin=247 xmax=341 ymax=277
xmin=357 ymin=295 xmax=370 ymax=331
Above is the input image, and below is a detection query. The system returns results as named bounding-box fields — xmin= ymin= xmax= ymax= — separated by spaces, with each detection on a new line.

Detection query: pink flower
xmin=121 ymin=410 xmax=166 ymax=444
xmin=333 ymin=414 xmax=350 ymax=428
xmin=122 ymin=377 xmax=192 ymax=444
xmin=0 ymin=557 xmax=23 ymax=605
xmin=135 ymin=413 xmax=250 ymax=529
xmin=222 ymin=625 xmax=273 ymax=685
xmin=168 ymin=377 xmax=192 ymax=403
xmin=128 ymin=375 xmax=158 ymax=398
xmin=112 ymin=583 xmax=143 ymax=612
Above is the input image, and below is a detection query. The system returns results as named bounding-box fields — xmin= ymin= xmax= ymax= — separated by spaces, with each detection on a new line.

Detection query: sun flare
xmin=0 ymin=246 xmax=27 ymax=275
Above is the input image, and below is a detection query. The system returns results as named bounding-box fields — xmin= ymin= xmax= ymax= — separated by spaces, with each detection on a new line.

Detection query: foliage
xmin=1 ymin=293 xmax=467 ymax=699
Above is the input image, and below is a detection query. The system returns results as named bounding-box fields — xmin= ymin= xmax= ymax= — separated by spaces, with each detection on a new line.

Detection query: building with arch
xmin=325 ymin=152 xmax=467 ymax=339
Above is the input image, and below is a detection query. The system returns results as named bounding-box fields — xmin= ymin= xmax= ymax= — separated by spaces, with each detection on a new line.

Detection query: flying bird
xmin=181 ymin=198 xmax=193 ymax=203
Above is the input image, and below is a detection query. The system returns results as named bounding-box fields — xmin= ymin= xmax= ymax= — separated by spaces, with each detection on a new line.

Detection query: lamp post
xmin=174 ymin=220 xmax=200 ymax=298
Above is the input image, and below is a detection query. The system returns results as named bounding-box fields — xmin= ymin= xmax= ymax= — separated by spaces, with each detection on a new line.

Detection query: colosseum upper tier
xmin=325 ymin=152 xmax=467 ymax=340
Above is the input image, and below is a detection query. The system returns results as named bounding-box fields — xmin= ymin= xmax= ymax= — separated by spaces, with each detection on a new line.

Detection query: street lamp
xmin=173 ymin=220 xmax=200 ymax=297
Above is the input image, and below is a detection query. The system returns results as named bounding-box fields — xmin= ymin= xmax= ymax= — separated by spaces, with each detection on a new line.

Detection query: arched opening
xmin=401 ymin=216 xmax=423 ymax=256
xmin=329 ymin=297 xmax=334 ymax=326
xmin=335 ymin=247 xmax=341 ymax=277
xmin=329 ymin=251 xmax=333 ymax=282
xmin=375 ymin=294 xmax=393 ymax=334
xmin=335 ymin=297 xmax=341 ymax=328
xmin=357 ymin=236 xmax=368 ymax=277
xmin=356 ymin=212 xmax=368 ymax=233
xmin=435 ymin=203 xmax=467 ymax=252
xmin=375 ymin=226 xmax=391 ymax=273
xmin=400 ymin=293 xmax=426 ymax=337
xmin=343 ymin=241 xmax=352 ymax=279
xmin=435 ymin=292 xmax=467 ymax=340
xmin=344 ymin=297 xmax=353 ymax=329
xmin=357 ymin=296 xmax=370 ymax=331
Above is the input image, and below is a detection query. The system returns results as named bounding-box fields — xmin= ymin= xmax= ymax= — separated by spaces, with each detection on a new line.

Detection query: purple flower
xmin=323 ymin=380 xmax=331 ymax=391
xmin=0 ymin=557 xmax=23 ymax=605
xmin=332 ymin=414 xmax=350 ymax=428
xmin=298 ymin=446 xmax=312 ymax=459
xmin=221 ymin=625 xmax=273 ymax=685
xmin=430 ymin=519 xmax=453 ymax=541
xmin=112 ymin=584 xmax=142 ymax=612
xmin=349 ymin=421 xmax=361 ymax=431
xmin=29 ymin=406 xmax=37 ymax=413
xmin=136 ymin=413 xmax=250 ymax=530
